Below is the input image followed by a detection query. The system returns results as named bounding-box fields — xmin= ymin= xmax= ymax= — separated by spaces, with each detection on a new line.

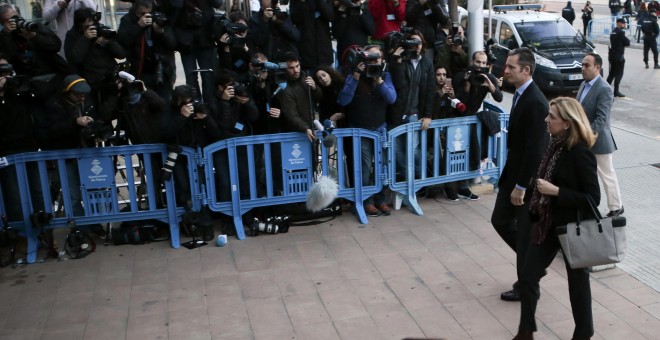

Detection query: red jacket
xmin=368 ymin=0 xmax=407 ymax=40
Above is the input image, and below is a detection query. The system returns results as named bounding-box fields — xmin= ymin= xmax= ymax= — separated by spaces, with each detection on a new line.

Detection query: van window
xmin=499 ymin=22 xmax=515 ymax=47
xmin=515 ymin=20 xmax=582 ymax=47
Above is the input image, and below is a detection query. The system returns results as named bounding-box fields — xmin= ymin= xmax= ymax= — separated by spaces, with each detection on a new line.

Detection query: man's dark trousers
xmin=607 ymin=58 xmax=625 ymax=92
xmin=491 ymin=183 xmax=533 ymax=281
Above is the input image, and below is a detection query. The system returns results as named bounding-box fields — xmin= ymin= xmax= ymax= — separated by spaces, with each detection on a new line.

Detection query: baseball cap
xmin=616 ymin=18 xmax=626 ymax=24
xmin=63 ymin=74 xmax=91 ymax=94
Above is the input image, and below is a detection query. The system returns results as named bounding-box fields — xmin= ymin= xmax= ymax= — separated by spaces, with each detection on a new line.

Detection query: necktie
xmin=512 ymin=91 xmax=520 ymax=110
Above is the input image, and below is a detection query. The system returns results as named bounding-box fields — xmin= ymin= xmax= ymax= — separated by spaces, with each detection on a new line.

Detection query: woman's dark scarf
xmin=530 ymin=134 xmax=568 ymax=244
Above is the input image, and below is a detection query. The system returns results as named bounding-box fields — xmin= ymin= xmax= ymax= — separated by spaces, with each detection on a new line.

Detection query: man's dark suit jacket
xmin=499 ymin=81 xmax=549 ymax=195
xmin=548 ymin=143 xmax=601 ymax=228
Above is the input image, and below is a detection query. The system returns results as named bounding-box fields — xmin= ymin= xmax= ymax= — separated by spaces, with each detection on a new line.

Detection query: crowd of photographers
xmin=1 ymin=0 xmax=504 ymax=231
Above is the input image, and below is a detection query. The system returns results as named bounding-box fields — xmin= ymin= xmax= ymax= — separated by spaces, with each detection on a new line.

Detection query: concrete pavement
xmin=0 ymin=124 xmax=659 ymax=339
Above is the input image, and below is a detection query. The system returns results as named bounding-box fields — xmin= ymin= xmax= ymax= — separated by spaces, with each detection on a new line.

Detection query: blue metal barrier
xmin=0 ymin=145 xmax=185 ymax=263
xmin=387 ymin=113 xmax=508 ymax=215
xmin=0 ymin=107 xmax=510 ymax=261
xmin=201 ymin=129 xmax=383 ymax=238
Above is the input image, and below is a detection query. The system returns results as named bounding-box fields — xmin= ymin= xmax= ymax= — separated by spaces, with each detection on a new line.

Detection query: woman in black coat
xmin=513 ymin=97 xmax=600 ymax=340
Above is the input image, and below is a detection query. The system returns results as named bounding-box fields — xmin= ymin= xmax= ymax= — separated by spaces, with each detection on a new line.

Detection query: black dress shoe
xmin=501 ymin=288 xmax=521 ymax=301
xmin=614 ymin=91 xmax=626 ymax=97
xmin=606 ymin=206 xmax=624 ymax=218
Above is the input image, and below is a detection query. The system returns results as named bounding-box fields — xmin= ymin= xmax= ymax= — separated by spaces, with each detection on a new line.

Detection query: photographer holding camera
xmin=454 ymin=51 xmax=503 ymax=116
xmin=43 ymin=0 xmax=96 ymax=58
xmin=405 ymin=0 xmax=448 ymax=60
xmin=217 ymin=11 xmax=252 ymax=77
xmin=0 ymin=4 xmax=68 ymax=100
xmin=41 ymin=75 xmax=106 ymax=236
xmin=388 ymin=30 xmax=435 ymax=185
xmin=65 ymin=8 xmax=126 ymax=107
xmin=434 ymin=22 xmax=468 ymax=78
xmin=337 ymin=44 xmax=396 ymax=216
xmin=247 ymin=52 xmax=284 ymax=135
xmin=118 ymin=0 xmax=177 ymax=101
xmin=247 ymin=0 xmax=300 ymax=63
xmin=332 ymin=0 xmax=376 ymax=64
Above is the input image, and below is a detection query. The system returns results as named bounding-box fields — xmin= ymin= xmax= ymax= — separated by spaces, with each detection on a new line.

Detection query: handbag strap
xmin=584 ymin=194 xmax=603 ymax=221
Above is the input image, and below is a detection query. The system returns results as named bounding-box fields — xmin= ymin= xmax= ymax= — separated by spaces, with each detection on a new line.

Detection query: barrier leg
xmin=234 ymin=216 xmax=246 ymax=240
xmin=354 ymin=205 xmax=368 ymax=224
xmin=403 ymin=193 xmax=423 ymax=216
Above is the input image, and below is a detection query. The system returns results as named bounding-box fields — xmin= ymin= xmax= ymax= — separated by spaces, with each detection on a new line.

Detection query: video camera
xmin=10 ymin=15 xmax=39 ymax=32
xmin=385 ymin=28 xmax=422 ymax=61
xmin=0 ymin=63 xmax=30 ymax=93
xmin=346 ymin=47 xmax=384 ymax=78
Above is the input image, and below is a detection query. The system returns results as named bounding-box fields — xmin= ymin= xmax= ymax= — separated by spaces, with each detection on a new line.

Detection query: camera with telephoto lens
xmin=93 ymin=24 xmax=117 ymax=39
xmin=450 ymin=22 xmax=463 ymax=45
xmin=347 ymin=47 xmax=384 ymax=78
xmin=151 ymin=12 xmax=169 ymax=27
xmin=11 ymin=15 xmax=39 ymax=32
xmin=272 ymin=0 xmax=289 ymax=20
xmin=465 ymin=65 xmax=490 ymax=87
xmin=80 ymin=119 xmax=115 ymax=143
xmin=232 ymin=81 xmax=249 ymax=98
xmin=225 ymin=22 xmax=248 ymax=48
xmin=0 ymin=63 xmax=28 ymax=92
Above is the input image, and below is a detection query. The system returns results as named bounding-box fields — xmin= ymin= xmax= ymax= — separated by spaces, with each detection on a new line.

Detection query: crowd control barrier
xmin=0 ymin=101 xmax=510 ymax=261
xmin=0 ymin=145 xmax=192 ymax=263
xmin=588 ymin=15 xmax=659 ymax=45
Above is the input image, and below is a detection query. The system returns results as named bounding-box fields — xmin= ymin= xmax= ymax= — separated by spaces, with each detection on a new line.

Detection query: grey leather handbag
xmin=556 ymin=195 xmax=627 ymax=269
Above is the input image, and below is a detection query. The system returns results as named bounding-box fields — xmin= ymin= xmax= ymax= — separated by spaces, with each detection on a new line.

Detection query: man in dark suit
xmin=578 ymin=52 xmax=624 ymax=217
xmin=491 ymin=47 xmax=549 ymax=302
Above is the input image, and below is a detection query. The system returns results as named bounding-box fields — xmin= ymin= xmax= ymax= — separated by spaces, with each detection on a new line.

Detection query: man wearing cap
xmin=41 ymin=75 xmax=106 ymax=237
xmin=607 ymin=17 xmax=630 ymax=97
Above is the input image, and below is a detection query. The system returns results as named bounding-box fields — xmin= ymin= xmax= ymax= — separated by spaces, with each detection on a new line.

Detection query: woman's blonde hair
xmin=549 ymin=97 xmax=597 ymax=149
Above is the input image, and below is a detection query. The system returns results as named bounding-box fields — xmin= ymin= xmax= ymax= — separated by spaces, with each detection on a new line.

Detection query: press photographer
xmin=41 ymin=75 xmax=106 ymax=236
xmin=388 ymin=29 xmax=436 ymax=186
xmin=332 ymin=0 xmax=375 ymax=64
xmin=434 ymin=22 xmax=468 ymax=77
xmin=118 ymin=0 xmax=177 ymax=101
xmin=0 ymin=3 xmax=69 ymax=100
xmin=217 ymin=11 xmax=252 ymax=76
xmin=290 ymin=0 xmax=335 ymax=71
xmin=337 ymin=44 xmax=396 ymax=216
xmin=247 ymin=52 xmax=285 ymax=135
xmin=405 ymin=0 xmax=449 ymax=60
xmin=247 ymin=0 xmax=300 ymax=63
xmin=454 ymin=51 xmax=503 ymax=116
xmin=65 ymin=8 xmax=126 ymax=107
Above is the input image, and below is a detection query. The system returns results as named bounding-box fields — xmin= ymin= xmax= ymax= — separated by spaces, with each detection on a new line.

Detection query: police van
xmin=470 ymin=4 xmax=595 ymax=93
